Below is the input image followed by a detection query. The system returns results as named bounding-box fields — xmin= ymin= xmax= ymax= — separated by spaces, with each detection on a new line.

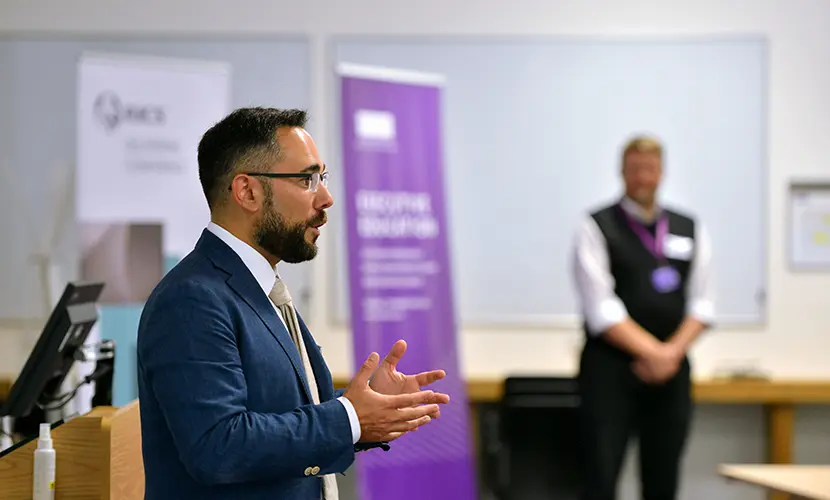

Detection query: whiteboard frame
xmin=325 ymin=34 xmax=770 ymax=330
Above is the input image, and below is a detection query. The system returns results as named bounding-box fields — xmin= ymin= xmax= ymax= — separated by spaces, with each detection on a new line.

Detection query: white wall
xmin=2 ymin=0 xmax=828 ymax=381
xmin=0 ymin=324 xmax=40 ymax=379
xmin=2 ymin=1 xmax=830 ymax=498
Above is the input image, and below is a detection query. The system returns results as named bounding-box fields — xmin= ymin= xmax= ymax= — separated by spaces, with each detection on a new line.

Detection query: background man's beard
xmin=254 ymin=209 xmax=319 ymax=263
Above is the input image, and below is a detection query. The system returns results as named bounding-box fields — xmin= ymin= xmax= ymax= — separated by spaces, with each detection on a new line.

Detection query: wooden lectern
xmin=0 ymin=400 xmax=143 ymax=499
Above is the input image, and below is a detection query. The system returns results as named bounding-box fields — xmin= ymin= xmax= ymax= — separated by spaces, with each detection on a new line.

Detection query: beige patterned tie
xmin=269 ymin=278 xmax=339 ymax=500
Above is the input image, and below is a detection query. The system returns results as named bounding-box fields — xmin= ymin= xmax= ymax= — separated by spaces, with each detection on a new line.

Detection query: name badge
xmin=663 ymin=234 xmax=694 ymax=260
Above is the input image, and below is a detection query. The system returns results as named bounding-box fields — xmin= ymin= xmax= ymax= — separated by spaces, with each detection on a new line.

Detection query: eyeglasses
xmin=242 ymin=171 xmax=330 ymax=193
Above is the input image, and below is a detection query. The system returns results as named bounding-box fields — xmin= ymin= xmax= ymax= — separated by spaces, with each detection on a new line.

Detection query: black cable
xmin=0 ymin=423 xmax=17 ymax=444
xmin=36 ymin=364 xmax=113 ymax=412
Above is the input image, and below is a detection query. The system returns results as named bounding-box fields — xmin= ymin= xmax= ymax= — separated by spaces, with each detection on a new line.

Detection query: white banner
xmin=77 ymin=52 xmax=231 ymax=259
xmin=73 ymin=52 xmax=231 ymax=414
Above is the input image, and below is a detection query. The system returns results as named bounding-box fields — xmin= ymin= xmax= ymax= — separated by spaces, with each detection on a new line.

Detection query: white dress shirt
xmin=571 ymin=197 xmax=715 ymax=336
xmin=206 ymin=222 xmax=361 ymax=443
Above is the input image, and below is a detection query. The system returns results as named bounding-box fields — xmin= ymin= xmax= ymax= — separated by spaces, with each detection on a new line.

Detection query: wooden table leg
xmin=765 ymin=403 xmax=795 ymax=500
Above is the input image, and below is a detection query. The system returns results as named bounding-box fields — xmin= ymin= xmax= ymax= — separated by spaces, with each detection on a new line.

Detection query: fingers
xmin=382 ymin=339 xmax=407 ymax=369
xmin=632 ymin=362 xmax=668 ymax=385
xmin=380 ymin=431 xmax=406 ymax=441
xmin=353 ymin=352 xmax=379 ymax=386
xmin=414 ymin=369 xmax=446 ymax=387
xmin=385 ymin=415 xmax=432 ymax=433
xmin=631 ymin=362 xmax=654 ymax=383
xmin=369 ymin=407 xmax=442 ymax=443
xmin=424 ymin=405 xmax=441 ymax=419
xmin=393 ymin=404 xmax=441 ymax=422
xmin=387 ymin=390 xmax=450 ymax=408
xmin=382 ymin=410 xmax=440 ymax=440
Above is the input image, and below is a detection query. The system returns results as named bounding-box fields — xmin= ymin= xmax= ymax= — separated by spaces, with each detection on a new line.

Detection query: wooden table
xmin=4 ymin=376 xmax=830 ymax=500
xmin=720 ymin=464 xmax=830 ymax=500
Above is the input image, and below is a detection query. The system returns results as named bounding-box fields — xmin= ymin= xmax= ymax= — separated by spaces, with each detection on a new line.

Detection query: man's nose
xmin=314 ymin=184 xmax=334 ymax=210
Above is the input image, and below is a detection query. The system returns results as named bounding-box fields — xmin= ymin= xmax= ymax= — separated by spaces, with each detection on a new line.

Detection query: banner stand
xmin=337 ymin=62 xmax=477 ymax=500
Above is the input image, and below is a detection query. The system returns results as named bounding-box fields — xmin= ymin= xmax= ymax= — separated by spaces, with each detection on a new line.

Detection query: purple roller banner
xmin=338 ymin=64 xmax=478 ymax=500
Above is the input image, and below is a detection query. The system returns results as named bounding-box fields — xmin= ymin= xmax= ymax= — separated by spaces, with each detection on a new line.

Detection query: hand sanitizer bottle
xmin=33 ymin=423 xmax=56 ymax=500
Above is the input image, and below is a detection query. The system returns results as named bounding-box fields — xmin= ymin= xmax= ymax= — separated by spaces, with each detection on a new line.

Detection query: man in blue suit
xmin=137 ymin=107 xmax=450 ymax=500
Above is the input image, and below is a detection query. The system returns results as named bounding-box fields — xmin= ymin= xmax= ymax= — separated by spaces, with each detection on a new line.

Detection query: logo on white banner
xmin=93 ymin=90 xmax=166 ymax=132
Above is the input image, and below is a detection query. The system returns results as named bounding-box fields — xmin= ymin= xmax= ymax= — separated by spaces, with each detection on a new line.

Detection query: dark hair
xmin=197 ymin=107 xmax=308 ymax=210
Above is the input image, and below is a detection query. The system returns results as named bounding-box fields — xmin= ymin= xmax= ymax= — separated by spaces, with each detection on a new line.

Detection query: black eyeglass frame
xmin=233 ymin=171 xmax=330 ymax=192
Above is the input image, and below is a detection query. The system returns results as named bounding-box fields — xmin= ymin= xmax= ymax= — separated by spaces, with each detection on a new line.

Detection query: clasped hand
xmin=343 ymin=340 xmax=449 ymax=443
xmin=631 ymin=342 xmax=684 ymax=385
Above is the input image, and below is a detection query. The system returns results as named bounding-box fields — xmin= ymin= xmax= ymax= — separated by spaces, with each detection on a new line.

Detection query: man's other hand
xmin=369 ymin=339 xmax=446 ymax=397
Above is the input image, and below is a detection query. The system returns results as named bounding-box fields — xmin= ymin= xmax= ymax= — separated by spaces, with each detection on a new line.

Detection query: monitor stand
xmin=0 ymin=416 xmax=12 ymax=452
xmin=7 ymin=339 xmax=115 ymax=443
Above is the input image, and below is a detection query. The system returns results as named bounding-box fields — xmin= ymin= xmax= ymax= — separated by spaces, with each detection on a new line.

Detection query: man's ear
xmin=229 ymin=174 xmax=261 ymax=214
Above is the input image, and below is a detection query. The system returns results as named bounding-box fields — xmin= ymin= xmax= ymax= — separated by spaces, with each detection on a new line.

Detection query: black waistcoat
xmin=586 ymin=202 xmax=697 ymax=343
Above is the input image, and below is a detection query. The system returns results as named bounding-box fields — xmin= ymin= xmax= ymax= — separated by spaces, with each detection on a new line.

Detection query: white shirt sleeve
xmin=687 ymin=221 xmax=715 ymax=325
xmin=571 ymin=216 xmax=628 ymax=336
xmin=336 ymin=397 xmax=361 ymax=444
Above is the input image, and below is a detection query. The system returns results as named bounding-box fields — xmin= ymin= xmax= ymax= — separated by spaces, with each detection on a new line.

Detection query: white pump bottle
xmin=33 ymin=423 xmax=56 ymax=500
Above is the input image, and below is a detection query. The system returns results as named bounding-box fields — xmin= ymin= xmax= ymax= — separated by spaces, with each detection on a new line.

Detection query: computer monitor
xmin=0 ymin=281 xmax=105 ymax=419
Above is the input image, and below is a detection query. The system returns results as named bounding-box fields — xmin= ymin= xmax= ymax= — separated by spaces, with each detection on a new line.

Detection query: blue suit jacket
xmin=137 ymin=229 xmax=358 ymax=499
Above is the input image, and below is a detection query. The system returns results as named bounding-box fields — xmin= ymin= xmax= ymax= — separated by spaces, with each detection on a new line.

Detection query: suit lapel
xmin=226 ymin=274 xmax=314 ymax=403
xmin=196 ymin=230 xmax=314 ymax=404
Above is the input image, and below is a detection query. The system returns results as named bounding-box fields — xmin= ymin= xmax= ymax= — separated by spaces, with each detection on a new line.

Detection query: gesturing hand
xmin=369 ymin=339 xmax=446 ymax=397
xmin=343 ymin=351 xmax=450 ymax=443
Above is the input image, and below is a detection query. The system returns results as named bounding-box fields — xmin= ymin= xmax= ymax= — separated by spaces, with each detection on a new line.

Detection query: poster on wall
xmin=338 ymin=62 xmax=477 ymax=500
xmin=74 ymin=52 xmax=231 ymax=412
xmin=789 ymin=181 xmax=830 ymax=270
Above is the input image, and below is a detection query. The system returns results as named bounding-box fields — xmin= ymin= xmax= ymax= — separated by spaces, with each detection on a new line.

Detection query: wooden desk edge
xmin=330 ymin=377 xmax=830 ymax=404
xmin=3 ymin=375 xmax=830 ymax=404
xmin=719 ymin=464 xmax=830 ymax=474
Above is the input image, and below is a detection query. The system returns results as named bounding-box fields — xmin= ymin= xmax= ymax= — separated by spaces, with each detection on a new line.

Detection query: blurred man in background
xmin=571 ymin=135 xmax=714 ymax=500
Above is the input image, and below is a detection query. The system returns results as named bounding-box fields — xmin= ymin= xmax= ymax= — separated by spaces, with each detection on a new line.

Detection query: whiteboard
xmin=0 ymin=36 xmax=312 ymax=320
xmin=329 ymin=37 xmax=768 ymax=327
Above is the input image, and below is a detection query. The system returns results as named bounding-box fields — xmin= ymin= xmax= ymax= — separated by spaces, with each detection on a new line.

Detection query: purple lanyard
xmin=624 ymin=211 xmax=668 ymax=261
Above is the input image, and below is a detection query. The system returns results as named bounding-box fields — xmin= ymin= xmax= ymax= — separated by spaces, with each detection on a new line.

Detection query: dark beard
xmin=254 ymin=188 xmax=325 ymax=264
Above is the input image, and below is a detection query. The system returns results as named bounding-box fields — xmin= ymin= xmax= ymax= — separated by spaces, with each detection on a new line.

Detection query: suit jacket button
xmin=311 ymin=466 xmax=320 ymax=475
xmin=304 ymin=467 xmax=313 ymax=476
